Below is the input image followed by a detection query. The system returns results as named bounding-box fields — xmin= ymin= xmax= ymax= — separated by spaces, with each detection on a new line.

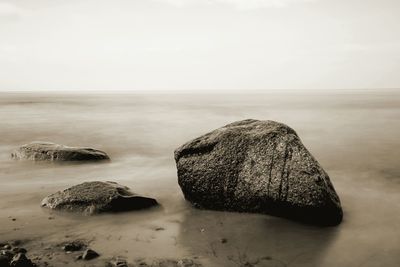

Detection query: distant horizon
xmin=1 ymin=88 xmax=399 ymax=94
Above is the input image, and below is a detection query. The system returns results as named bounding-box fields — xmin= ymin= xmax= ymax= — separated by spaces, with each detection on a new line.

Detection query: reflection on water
xmin=178 ymin=209 xmax=339 ymax=267
xmin=0 ymin=90 xmax=399 ymax=266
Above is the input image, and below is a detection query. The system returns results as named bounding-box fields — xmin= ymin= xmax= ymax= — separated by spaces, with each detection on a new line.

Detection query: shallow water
xmin=0 ymin=90 xmax=399 ymax=266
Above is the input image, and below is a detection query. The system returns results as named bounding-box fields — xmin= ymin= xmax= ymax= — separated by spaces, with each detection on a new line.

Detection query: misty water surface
xmin=0 ymin=90 xmax=399 ymax=266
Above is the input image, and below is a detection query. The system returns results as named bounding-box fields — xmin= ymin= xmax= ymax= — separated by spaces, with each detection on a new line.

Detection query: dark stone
xmin=109 ymin=257 xmax=128 ymax=267
xmin=11 ymin=142 xmax=110 ymax=162
xmin=62 ymin=241 xmax=85 ymax=252
xmin=10 ymin=241 xmax=21 ymax=247
xmin=10 ymin=253 xmax=35 ymax=267
xmin=133 ymin=259 xmax=202 ymax=267
xmin=41 ymin=181 xmax=158 ymax=214
xmin=0 ymin=255 xmax=10 ymax=267
xmin=174 ymin=119 xmax=343 ymax=226
xmin=11 ymin=248 xmax=26 ymax=254
xmin=1 ymin=250 xmax=15 ymax=260
xmin=81 ymin=249 xmax=99 ymax=260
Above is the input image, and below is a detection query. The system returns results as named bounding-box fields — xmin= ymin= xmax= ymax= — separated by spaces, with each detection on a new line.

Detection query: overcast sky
xmin=0 ymin=0 xmax=399 ymax=91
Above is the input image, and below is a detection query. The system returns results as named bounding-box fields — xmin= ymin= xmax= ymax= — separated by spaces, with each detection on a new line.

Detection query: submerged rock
xmin=107 ymin=257 xmax=128 ymax=267
xmin=11 ymin=142 xmax=110 ymax=162
xmin=10 ymin=253 xmax=35 ymax=267
xmin=80 ymin=249 xmax=99 ymax=260
xmin=174 ymin=119 xmax=343 ymax=226
xmin=0 ymin=250 xmax=14 ymax=261
xmin=61 ymin=240 xmax=86 ymax=252
xmin=11 ymin=248 xmax=27 ymax=254
xmin=41 ymin=181 xmax=158 ymax=214
xmin=133 ymin=258 xmax=202 ymax=267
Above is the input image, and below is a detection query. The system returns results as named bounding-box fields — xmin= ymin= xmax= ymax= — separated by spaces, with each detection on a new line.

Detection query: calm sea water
xmin=0 ymin=90 xmax=399 ymax=266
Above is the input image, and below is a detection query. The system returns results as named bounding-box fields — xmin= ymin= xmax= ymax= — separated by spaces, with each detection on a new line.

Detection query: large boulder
xmin=41 ymin=181 xmax=158 ymax=214
xmin=11 ymin=142 xmax=110 ymax=162
xmin=174 ymin=119 xmax=343 ymax=226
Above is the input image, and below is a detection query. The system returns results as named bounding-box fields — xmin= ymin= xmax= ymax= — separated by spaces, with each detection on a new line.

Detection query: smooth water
xmin=0 ymin=90 xmax=399 ymax=266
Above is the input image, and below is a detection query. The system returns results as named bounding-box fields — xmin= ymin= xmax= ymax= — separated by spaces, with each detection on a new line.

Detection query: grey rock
xmin=174 ymin=119 xmax=343 ymax=226
xmin=10 ymin=253 xmax=35 ymax=267
xmin=11 ymin=248 xmax=26 ymax=254
xmin=81 ymin=249 xmax=99 ymax=260
xmin=9 ymin=241 xmax=21 ymax=247
xmin=108 ymin=257 xmax=128 ymax=267
xmin=41 ymin=181 xmax=158 ymax=214
xmin=11 ymin=142 xmax=109 ymax=162
xmin=62 ymin=240 xmax=86 ymax=252
xmin=0 ymin=250 xmax=15 ymax=261
xmin=133 ymin=258 xmax=202 ymax=267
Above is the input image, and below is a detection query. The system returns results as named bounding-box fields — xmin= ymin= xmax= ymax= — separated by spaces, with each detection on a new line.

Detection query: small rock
xmin=81 ymin=249 xmax=99 ymax=260
xmin=133 ymin=259 xmax=149 ymax=267
xmin=177 ymin=259 xmax=202 ymax=267
xmin=155 ymin=227 xmax=165 ymax=231
xmin=10 ymin=241 xmax=22 ymax=247
xmin=149 ymin=259 xmax=202 ymax=267
xmin=1 ymin=249 xmax=15 ymax=260
xmin=3 ymin=245 xmax=11 ymax=250
xmin=109 ymin=257 xmax=128 ymax=267
xmin=10 ymin=253 xmax=35 ymax=267
xmin=62 ymin=240 xmax=85 ymax=252
xmin=11 ymin=142 xmax=110 ymax=162
xmin=220 ymin=238 xmax=227 ymax=244
xmin=42 ymin=181 xmax=158 ymax=214
xmin=11 ymin=218 xmax=16 ymax=221
xmin=12 ymin=248 xmax=27 ymax=254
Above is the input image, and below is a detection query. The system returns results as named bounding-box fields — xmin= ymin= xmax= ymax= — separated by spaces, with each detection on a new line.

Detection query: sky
xmin=0 ymin=0 xmax=399 ymax=91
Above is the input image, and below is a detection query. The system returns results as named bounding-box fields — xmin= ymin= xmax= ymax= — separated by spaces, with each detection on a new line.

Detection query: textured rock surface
xmin=10 ymin=253 xmax=35 ymax=267
xmin=11 ymin=142 xmax=110 ymax=162
xmin=61 ymin=240 xmax=86 ymax=252
xmin=132 ymin=258 xmax=202 ymax=267
xmin=174 ymin=119 xmax=343 ymax=225
xmin=41 ymin=181 xmax=158 ymax=214
xmin=80 ymin=249 xmax=99 ymax=260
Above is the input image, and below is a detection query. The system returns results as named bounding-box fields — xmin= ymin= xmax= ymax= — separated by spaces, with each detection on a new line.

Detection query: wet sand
xmin=0 ymin=90 xmax=399 ymax=266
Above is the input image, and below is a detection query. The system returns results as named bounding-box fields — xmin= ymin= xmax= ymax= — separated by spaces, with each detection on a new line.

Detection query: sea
xmin=0 ymin=90 xmax=399 ymax=266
